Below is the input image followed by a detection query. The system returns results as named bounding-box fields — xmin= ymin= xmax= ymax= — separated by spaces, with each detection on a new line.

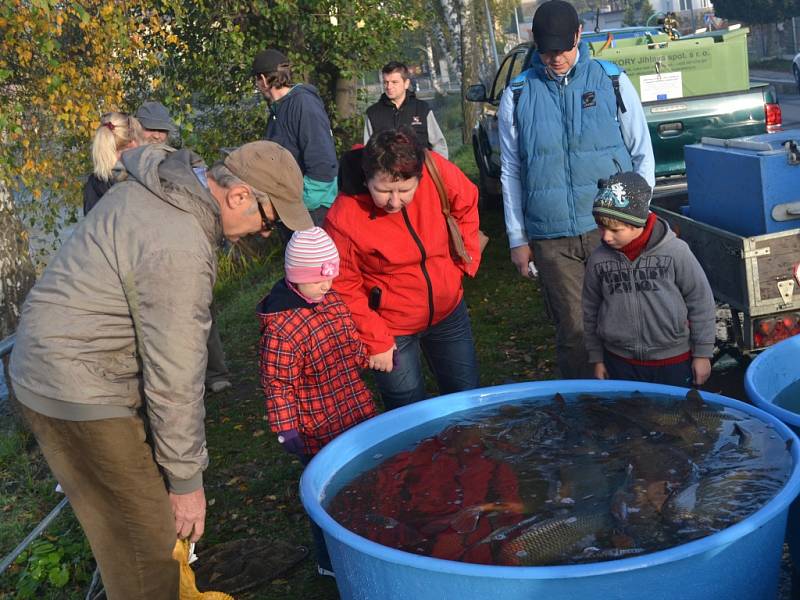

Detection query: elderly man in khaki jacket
xmin=9 ymin=141 xmax=312 ymax=600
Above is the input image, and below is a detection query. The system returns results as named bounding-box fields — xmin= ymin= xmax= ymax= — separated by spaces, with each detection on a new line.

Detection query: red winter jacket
xmin=324 ymin=149 xmax=481 ymax=354
xmin=257 ymin=280 xmax=376 ymax=455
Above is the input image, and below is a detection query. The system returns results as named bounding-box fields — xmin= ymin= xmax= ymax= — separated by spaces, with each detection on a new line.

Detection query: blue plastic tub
xmin=746 ymin=334 xmax=800 ymax=576
xmin=301 ymin=380 xmax=800 ymax=600
xmin=746 ymin=334 xmax=800 ymax=429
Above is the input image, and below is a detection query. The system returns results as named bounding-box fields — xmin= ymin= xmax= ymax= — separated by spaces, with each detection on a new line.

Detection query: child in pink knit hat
xmin=256 ymin=226 xmax=376 ymax=576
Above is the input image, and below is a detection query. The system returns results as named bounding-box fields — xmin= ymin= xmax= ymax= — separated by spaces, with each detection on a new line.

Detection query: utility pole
xmin=483 ymin=0 xmax=499 ymax=68
xmin=687 ymin=0 xmax=696 ymax=33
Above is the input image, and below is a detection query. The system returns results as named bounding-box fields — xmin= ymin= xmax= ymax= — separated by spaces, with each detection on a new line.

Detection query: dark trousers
xmin=205 ymin=313 xmax=230 ymax=386
xmin=14 ymin=400 xmax=179 ymax=600
xmin=604 ymin=351 xmax=694 ymax=388
xmin=531 ymin=230 xmax=601 ymax=379
xmin=373 ymin=299 xmax=480 ymax=411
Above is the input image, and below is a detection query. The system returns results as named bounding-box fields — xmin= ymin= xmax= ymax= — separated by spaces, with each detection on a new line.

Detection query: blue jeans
xmin=373 ymin=298 xmax=480 ymax=410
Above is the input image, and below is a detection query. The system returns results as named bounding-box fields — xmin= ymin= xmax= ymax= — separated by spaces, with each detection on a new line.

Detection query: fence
xmin=0 ymin=334 xmax=104 ymax=598
xmin=747 ymin=18 xmax=800 ymax=61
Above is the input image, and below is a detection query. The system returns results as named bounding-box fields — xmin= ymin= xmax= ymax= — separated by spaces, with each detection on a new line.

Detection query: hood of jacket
xmin=257 ymin=278 xmax=316 ymax=316
xmin=338 ymin=147 xmax=370 ymax=197
xmin=272 ymin=83 xmax=323 ymax=112
xmin=121 ymin=143 xmax=222 ymax=244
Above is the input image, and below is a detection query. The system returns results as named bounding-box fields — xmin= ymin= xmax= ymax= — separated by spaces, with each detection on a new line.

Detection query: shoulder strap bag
xmin=424 ymin=151 xmax=489 ymax=265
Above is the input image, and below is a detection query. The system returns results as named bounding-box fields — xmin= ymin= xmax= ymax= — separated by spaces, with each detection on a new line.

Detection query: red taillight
xmin=766 ymin=103 xmax=782 ymax=133
xmin=753 ymin=312 xmax=800 ymax=348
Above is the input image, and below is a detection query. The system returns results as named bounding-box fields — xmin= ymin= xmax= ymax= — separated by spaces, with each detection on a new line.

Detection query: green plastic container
xmin=589 ymin=27 xmax=750 ymax=101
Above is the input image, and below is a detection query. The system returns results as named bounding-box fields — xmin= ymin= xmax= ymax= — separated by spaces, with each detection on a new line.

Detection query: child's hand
xmin=593 ymin=362 xmax=609 ymax=380
xmin=277 ymin=429 xmax=305 ymax=457
xmin=692 ymin=357 xmax=711 ymax=386
xmin=369 ymin=345 xmax=397 ymax=372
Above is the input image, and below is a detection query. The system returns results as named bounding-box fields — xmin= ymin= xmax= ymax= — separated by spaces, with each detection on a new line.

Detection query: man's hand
xmin=692 ymin=357 xmax=711 ymax=386
xmin=510 ymin=245 xmax=533 ymax=278
xmin=593 ymin=362 xmax=609 ymax=380
xmin=369 ymin=345 xmax=397 ymax=372
xmin=169 ymin=487 xmax=206 ymax=543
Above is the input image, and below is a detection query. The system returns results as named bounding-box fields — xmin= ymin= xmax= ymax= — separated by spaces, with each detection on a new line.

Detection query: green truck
xmin=467 ymin=27 xmax=783 ymax=205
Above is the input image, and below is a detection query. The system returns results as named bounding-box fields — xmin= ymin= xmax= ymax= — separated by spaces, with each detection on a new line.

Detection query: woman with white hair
xmin=82 ymin=112 xmax=141 ymax=215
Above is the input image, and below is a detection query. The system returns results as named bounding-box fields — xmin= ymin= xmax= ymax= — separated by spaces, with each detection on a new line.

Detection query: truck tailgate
xmin=646 ymin=85 xmax=772 ymax=177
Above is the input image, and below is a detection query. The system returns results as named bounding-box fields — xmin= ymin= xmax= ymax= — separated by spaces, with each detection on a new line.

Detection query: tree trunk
xmin=334 ymin=73 xmax=357 ymax=120
xmin=440 ymin=0 xmax=462 ymax=73
xmin=431 ymin=21 xmax=460 ymax=84
xmin=460 ymin=0 xmax=481 ymax=144
xmin=425 ymin=33 xmax=446 ymax=95
xmin=0 ymin=181 xmax=35 ymax=339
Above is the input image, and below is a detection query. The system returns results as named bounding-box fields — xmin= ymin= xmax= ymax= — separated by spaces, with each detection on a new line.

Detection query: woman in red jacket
xmin=324 ymin=128 xmax=481 ymax=409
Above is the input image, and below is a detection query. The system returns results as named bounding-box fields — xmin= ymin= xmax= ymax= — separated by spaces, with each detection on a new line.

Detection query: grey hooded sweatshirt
xmin=10 ymin=144 xmax=221 ymax=494
xmin=582 ymin=216 xmax=715 ymax=364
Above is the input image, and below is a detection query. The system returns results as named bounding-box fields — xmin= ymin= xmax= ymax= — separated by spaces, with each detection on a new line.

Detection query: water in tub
xmin=775 ymin=381 xmax=800 ymax=415
xmin=326 ymin=390 xmax=792 ymax=566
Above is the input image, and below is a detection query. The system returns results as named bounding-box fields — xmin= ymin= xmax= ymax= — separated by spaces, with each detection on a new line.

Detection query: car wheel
xmin=472 ymin=138 xmax=502 ymax=210
xmin=794 ymin=64 xmax=800 ymax=94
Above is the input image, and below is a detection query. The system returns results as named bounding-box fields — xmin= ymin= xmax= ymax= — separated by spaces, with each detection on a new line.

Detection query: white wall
xmin=650 ymin=0 xmax=713 ymax=13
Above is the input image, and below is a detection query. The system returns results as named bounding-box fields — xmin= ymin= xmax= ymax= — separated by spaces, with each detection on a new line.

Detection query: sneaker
xmin=317 ymin=565 xmax=336 ymax=578
xmin=208 ymin=380 xmax=232 ymax=393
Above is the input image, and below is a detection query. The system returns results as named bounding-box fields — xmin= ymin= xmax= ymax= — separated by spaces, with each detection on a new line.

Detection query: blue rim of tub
xmin=301 ymin=380 xmax=800 ymax=580
xmin=745 ymin=337 xmax=800 ymax=428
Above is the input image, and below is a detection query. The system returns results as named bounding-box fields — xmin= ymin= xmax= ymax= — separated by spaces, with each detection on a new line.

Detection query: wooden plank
xmin=755 ymin=233 xmax=800 ymax=302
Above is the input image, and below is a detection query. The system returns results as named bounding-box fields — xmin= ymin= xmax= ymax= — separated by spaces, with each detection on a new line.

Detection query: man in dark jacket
xmin=10 ymin=141 xmax=312 ymax=600
xmin=364 ymin=61 xmax=448 ymax=158
xmin=252 ymin=49 xmax=338 ymax=226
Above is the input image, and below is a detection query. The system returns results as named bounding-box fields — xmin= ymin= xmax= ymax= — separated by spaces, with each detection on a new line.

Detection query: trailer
xmin=652 ymin=205 xmax=800 ymax=355
xmin=652 ymin=131 xmax=800 ymax=357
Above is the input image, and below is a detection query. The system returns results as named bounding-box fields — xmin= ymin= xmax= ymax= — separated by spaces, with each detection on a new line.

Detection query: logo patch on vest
xmin=411 ymin=116 xmax=423 ymax=126
xmin=582 ymin=91 xmax=596 ymax=108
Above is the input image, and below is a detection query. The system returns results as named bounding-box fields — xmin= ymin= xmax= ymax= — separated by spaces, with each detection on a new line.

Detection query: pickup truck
xmin=466 ymin=41 xmax=783 ymax=207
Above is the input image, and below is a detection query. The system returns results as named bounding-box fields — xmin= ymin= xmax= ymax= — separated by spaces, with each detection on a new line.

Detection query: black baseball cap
xmin=532 ymin=0 xmax=580 ymax=53
xmin=251 ymin=49 xmax=289 ymax=76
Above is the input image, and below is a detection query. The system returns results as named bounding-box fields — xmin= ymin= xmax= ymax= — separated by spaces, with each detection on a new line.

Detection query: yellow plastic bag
xmin=173 ymin=539 xmax=235 ymax=600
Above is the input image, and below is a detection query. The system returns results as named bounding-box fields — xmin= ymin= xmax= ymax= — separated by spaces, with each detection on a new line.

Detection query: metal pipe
xmin=483 ymin=0 xmax=500 ymax=68
xmin=0 ymin=497 xmax=70 ymax=574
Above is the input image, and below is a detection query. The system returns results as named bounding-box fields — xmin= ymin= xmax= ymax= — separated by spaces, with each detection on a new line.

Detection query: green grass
xmin=0 ymin=145 xmax=555 ymax=599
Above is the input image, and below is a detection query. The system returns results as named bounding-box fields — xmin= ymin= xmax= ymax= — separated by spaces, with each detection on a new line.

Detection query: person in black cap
xmin=135 ymin=101 xmax=178 ymax=144
xmin=582 ymin=169 xmax=715 ymax=388
xmin=497 ymin=0 xmax=655 ymax=379
xmin=251 ymin=49 xmax=338 ymax=227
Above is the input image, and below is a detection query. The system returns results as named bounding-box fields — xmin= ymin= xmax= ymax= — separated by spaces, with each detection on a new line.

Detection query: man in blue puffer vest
xmin=498 ymin=0 xmax=654 ymax=379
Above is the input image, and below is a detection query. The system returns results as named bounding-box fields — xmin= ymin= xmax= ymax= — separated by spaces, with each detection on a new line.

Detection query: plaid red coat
xmin=257 ymin=279 xmax=376 ymax=455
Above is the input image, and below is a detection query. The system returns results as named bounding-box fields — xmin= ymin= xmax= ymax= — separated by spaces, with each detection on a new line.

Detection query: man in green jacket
xmin=9 ymin=141 xmax=312 ymax=600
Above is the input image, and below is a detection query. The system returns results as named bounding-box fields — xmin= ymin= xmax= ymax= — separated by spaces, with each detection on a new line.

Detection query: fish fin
xmin=685 ymin=388 xmax=704 ymax=408
xmin=449 ymin=507 xmax=481 ymax=534
xmin=732 ymin=423 xmax=751 ymax=446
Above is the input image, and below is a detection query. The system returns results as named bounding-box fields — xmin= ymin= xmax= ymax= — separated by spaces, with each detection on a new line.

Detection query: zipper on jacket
xmin=401 ymin=207 xmax=435 ymax=329
xmin=559 ymin=82 xmax=577 ymax=235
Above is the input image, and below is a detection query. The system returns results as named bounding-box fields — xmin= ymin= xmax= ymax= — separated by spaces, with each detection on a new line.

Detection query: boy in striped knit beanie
xmin=257 ymin=226 xmax=376 ymax=577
